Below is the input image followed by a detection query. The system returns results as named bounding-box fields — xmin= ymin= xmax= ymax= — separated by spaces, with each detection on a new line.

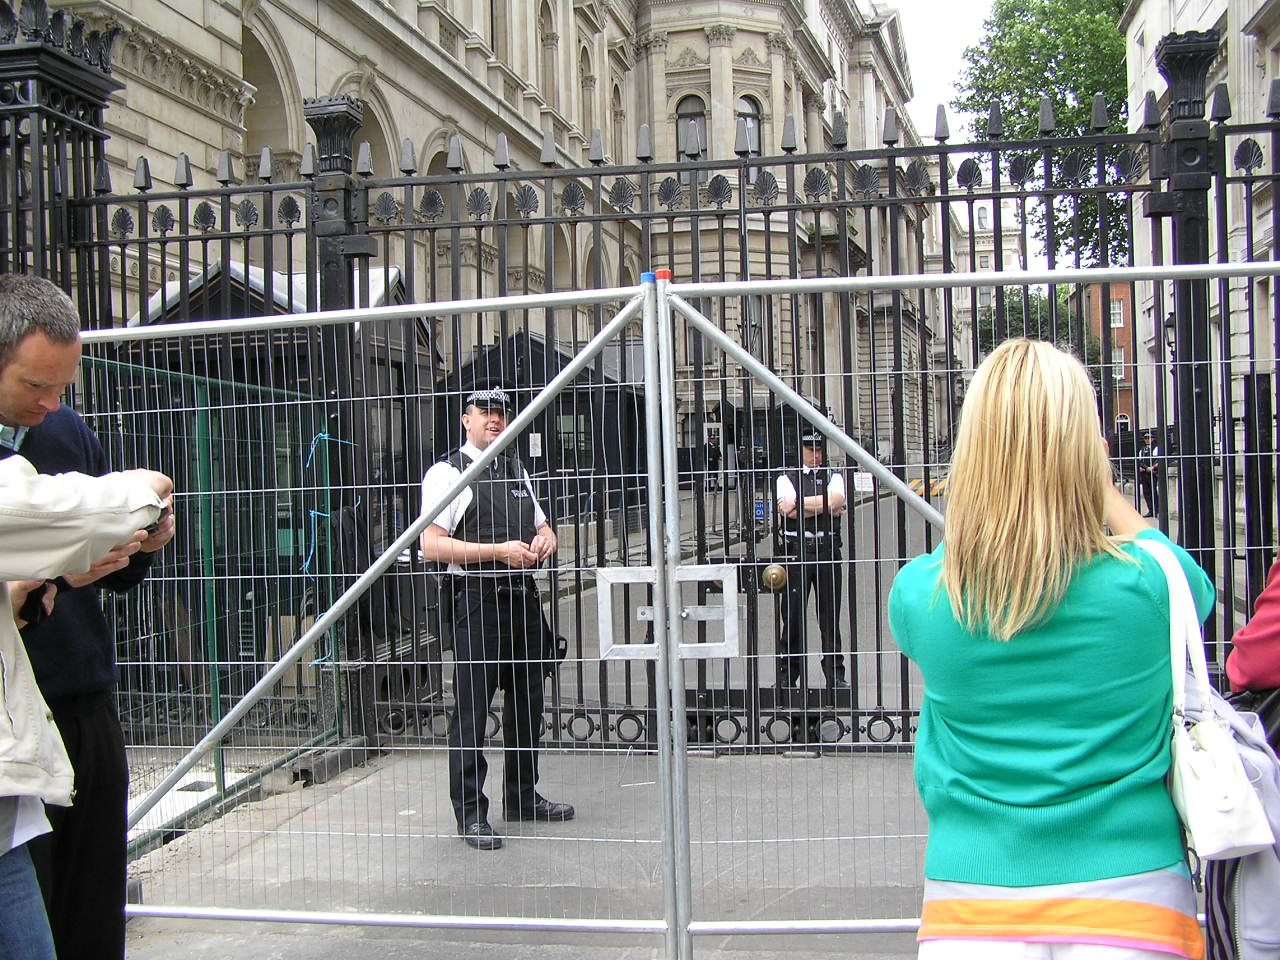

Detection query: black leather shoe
xmin=460 ymin=820 xmax=503 ymax=850
xmin=829 ymin=679 xmax=851 ymax=690
xmin=505 ymin=797 xmax=575 ymax=822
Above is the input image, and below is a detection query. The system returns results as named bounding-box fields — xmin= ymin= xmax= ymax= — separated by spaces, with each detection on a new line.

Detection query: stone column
xmin=580 ymin=74 xmax=597 ymax=154
xmin=803 ymin=88 xmax=825 ymax=153
xmin=640 ymin=31 xmax=670 ymax=159
xmin=706 ymin=25 xmax=736 ymax=159
xmin=541 ymin=30 xmax=560 ymax=110
xmin=766 ymin=32 xmax=789 ymax=153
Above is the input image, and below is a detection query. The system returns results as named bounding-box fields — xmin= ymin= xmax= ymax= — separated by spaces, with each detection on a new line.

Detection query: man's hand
xmin=777 ymin=496 xmax=798 ymax=519
xmin=530 ymin=531 xmax=558 ymax=563
xmin=139 ymin=498 xmax=176 ymax=553
xmin=497 ymin=540 xmax=540 ymax=569
xmin=60 ymin=532 xmax=147 ymax=589
xmin=9 ymin=579 xmax=56 ymax=629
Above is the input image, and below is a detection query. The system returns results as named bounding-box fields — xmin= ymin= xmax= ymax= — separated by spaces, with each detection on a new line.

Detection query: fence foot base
xmin=290 ymin=736 xmax=373 ymax=786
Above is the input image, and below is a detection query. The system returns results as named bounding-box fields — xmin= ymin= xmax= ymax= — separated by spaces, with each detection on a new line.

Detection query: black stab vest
xmin=448 ymin=450 xmax=539 ymax=571
xmin=781 ymin=466 xmax=839 ymax=538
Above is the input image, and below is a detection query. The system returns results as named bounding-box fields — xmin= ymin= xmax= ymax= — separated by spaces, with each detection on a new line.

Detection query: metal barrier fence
xmin=70 ymin=261 xmax=1277 ymax=957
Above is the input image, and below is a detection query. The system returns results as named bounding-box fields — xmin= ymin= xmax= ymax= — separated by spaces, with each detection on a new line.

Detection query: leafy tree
xmin=953 ymin=0 xmax=1130 ymax=267
xmin=975 ymin=287 xmax=1101 ymax=372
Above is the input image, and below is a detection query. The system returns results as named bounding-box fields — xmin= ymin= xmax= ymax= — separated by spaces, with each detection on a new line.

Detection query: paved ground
xmin=124 ymin=747 xmax=925 ymax=959
xmin=126 ymin=921 xmax=920 ymax=960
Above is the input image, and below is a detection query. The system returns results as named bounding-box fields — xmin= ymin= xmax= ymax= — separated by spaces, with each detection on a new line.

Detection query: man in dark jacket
xmin=0 ymin=274 xmax=176 ymax=960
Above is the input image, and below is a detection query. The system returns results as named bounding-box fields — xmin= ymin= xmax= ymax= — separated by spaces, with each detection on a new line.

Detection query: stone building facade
xmin=58 ymin=0 xmax=955 ymax=459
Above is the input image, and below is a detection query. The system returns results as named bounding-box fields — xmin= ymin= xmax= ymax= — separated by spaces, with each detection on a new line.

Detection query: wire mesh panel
xmin=71 ymin=339 xmax=342 ymax=857
xmin=64 ymin=257 xmax=1280 ymax=942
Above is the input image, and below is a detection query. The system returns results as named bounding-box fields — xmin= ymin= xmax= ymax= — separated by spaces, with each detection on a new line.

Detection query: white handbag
xmin=1137 ymin=539 xmax=1277 ymax=861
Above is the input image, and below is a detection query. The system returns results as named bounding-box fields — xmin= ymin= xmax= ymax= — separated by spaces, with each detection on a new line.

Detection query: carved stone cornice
xmin=667 ymin=46 xmax=708 ymax=70
xmin=802 ymin=89 xmax=825 ymax=112
xmin=766 ymin=32 xmax=791 ymax=56
xmin=608 ymin=35 xmax=635 ymax=70
xmin=705 ymin=24 xmax=736 ymax=46
xmin=70 ymin=7 xmax=254 ymax=127
xmin=582 ymin=75 xmax=597 ymax=90
xmin=635 ymin=30 xmax=668 ymax=56
xmin=541 ymin=30 xmax=559 ymax=46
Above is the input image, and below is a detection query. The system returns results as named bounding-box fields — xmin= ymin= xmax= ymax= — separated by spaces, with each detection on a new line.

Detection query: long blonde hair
xmin=942 ymin=338 xmax=1127 ymax=641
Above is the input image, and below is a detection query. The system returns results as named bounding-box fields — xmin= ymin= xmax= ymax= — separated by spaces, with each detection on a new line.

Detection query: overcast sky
xmin=897 ymin=0 xmax=993 ymax=140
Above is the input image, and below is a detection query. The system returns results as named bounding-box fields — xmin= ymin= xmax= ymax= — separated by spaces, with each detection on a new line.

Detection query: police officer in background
xmin=775 ymin=429 xmax=848 ymax=689
xmin=1137 ymin=430 xmax=1161 ymax=517
xmin=419 ymin=387 xmax=573 ymax=850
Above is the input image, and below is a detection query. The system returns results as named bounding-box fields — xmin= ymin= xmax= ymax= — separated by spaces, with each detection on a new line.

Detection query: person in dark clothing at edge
xmin=419 ymin=387 xmax=573 ymax=850
xmin=0 ymin=274 xmax=177 ymax=960
xmin=775 ymin=429 xmax=848 ymax=689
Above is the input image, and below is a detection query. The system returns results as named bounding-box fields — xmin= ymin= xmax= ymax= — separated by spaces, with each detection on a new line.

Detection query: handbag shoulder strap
xmin=1135 ymin=537 xmax=1213 ymax=717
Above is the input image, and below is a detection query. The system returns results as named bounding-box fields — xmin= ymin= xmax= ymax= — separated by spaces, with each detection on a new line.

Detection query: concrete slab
xmin=126 ymin=748 xmax=926 ymax=960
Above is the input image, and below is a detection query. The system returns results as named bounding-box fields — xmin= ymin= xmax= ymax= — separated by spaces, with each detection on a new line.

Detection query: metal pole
xmin=640 ymin=272 xmax=681 ymax=960
xmin=81 ymin=286 xmax=645 ymax=344
xmin=128 ymin=294 xmax=644 ymax=828
xmin=77 ymin=263 xmax=1280 ymax=350
xmin=668 ymin=294 xmax=945 ymax=531
xmin=665 ymin=261 xmax=1280 ymax=300
xmin=655 ymin=270 xmax=695 ymax=960
xmin=125 ymin=904 xmax=666 ymax=933
xmin=1155 ymin=31 xmax=1219 ymax=606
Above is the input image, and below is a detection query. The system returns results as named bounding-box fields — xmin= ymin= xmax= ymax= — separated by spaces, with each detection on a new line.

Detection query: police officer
xmin=1137 ymin=430 xmax=1161 ymax=517
xmin=419 ymin=387 xmax=573 ymax=850
xmin=775 ymin=430 xmax=848 ymax=689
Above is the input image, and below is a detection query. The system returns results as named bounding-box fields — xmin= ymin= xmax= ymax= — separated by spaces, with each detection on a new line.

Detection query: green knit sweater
xmin=888 ymin=528 xmax=1214 ymax=886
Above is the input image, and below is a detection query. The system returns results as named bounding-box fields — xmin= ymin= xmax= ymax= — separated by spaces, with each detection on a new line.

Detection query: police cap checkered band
xmin=801 ymin=431 xmax=825 ymax=446
xmin=465 ymin=387 xmax=511 ymax=409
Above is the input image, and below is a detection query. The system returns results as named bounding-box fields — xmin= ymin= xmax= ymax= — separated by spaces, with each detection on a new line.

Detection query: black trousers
xmin=1139 ymin=470 xmax=1160 ymax=514
xmin=28 ymin=692 xmax=127 ymax=960
xmin=448 ymin=578 xmax=545 ymax=829
xmin=779 ymin=542 xmax=845 ymax=686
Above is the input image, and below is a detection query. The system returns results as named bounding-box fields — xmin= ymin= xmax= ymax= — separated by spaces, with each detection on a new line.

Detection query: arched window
xmin=976 ymin=206 xmax=989 ymax=230
xmin=676 ymin=95 xmax=707 ymax=161
xmin=736 ymin=95 xmax=762 ymax=157
xmin=736 ymin=94 xmax=762 ymax=183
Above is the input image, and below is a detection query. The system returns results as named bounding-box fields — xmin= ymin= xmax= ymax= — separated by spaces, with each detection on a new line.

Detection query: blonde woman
xmin=889 ymin=339 xmax=1212 ymax=960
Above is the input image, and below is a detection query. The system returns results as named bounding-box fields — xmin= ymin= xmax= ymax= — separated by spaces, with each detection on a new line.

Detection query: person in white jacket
xmin=0 ymin=454 xmax=169 ymax=960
